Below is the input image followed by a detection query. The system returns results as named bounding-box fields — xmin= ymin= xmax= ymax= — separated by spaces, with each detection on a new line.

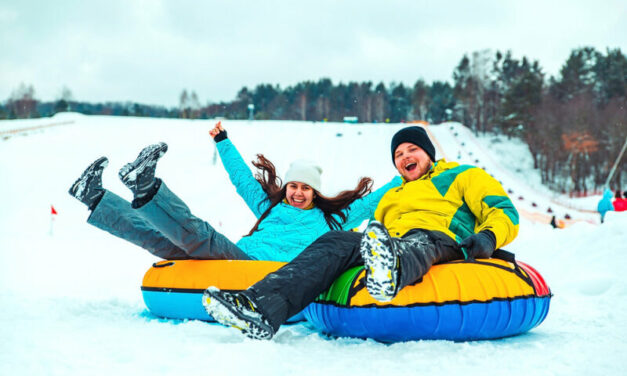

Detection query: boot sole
xmin=359 ymin=222 xmax=398 ymax=302
xmin=202 ymin=287 xmax=274 ymax=340
xmin=118 ymin=143 xmax=167 ymax=183
xmin=69 ymin=156 xmax=109 ymax=199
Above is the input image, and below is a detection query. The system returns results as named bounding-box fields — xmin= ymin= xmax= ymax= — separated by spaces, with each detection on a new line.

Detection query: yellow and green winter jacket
xmin=374 ymin=159 xmax=519 ymax=249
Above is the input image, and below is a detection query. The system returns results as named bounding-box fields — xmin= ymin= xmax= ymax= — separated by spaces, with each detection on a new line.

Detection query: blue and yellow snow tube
xmin=141 ymin=260 xmax=305 ymax=322
xmin=303 ymin=257 xmax=551 ymax=342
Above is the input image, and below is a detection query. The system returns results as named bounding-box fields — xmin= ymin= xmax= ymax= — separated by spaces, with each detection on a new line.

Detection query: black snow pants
xmin=248 ymin=228 xmax=464 ymax=332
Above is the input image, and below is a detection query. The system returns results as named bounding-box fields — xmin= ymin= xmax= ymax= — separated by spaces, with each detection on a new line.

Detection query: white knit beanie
xmin=284 ymin=159 xmax=323 ymax=192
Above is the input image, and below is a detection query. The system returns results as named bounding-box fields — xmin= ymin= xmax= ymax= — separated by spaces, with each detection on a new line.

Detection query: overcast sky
xmin=1 ymin=0 xmax=625 ymax=107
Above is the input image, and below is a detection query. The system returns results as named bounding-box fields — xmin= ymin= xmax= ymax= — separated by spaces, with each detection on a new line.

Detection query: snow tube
xmin=303 ymin=255 xmax=551 ymax=342
xmin=141 ymin=260 xmax=305 ymax=323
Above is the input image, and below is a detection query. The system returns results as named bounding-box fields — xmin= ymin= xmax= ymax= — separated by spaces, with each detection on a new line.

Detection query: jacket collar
xmin=400 ymin=159 xmax=458 ymax=184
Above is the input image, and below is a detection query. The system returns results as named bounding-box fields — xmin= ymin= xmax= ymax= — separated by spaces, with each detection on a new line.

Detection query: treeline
xmin=190 ymin=80 xmax=453 ymax=124
xmin=1 ymin=47 xmax=625 ymax=193
xmin=186 ymin=47 xmax=627 ymax=193
xmin=0 ymin=85 xmax=180 ymax=119
xmin=449 ymin=48 xmax=626 ymax=194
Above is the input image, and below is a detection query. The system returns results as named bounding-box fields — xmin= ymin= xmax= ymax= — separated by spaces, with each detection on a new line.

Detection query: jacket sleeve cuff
xmin=214 ymin=130 xmax=228 ymax=143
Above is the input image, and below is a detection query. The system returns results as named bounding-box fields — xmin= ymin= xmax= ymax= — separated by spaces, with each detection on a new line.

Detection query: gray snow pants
xmin=87 ymin=182 xmax=251 ymax=260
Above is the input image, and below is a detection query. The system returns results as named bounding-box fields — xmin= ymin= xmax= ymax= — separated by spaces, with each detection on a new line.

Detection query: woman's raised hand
xmin=209 ymin=121 xmax=225 ymax=139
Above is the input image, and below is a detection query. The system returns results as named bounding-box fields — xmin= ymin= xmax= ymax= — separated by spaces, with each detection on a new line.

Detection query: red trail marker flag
xmin=50 ymin=205 xmax=58 ymax=236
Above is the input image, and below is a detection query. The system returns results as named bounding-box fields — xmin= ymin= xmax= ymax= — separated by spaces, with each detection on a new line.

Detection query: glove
xmin=214 ymin=129 xmax=228 ymax=143
xmin=459 ymin=230 xmax=496 ymax=259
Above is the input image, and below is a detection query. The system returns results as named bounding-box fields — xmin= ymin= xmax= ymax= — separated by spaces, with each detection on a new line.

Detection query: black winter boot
xmin=68 ymin=156 xmax=108 ymax=210
xmin=118 ymin=142 xmax=167 ymax=202
xmin=202 ymin=287 xmax=275 ymax=340
xmin=359 ymin=221 xmax=400 ymax=302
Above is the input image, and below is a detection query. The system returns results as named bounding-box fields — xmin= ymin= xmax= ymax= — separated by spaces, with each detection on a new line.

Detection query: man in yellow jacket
xmin=203 ymin=126 xmax=519 ymax=339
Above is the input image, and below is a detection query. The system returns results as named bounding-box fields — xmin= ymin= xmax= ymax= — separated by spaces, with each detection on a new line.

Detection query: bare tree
xmin=189 ymin=91 xmax=201 ymax=119
xmin=7 ymin=83 xmax=38 ymax=118
xmin=179 ymin=89 xmax=189 ymax=118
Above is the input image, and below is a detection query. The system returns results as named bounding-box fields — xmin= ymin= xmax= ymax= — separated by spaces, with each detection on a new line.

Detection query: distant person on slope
xmin=68 ymin=122 xmax=401 ymax=262
xmin=597 ymin=189 xmax=615 ymax=223
xmin=202 ymin=126 xmax=519 ymax=340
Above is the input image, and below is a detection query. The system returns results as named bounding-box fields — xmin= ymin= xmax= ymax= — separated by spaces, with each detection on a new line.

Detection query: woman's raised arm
xmin=210 ymin=122 xmax=271 ymax=218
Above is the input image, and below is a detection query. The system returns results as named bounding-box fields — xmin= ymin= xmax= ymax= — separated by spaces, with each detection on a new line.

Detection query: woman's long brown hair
xmin=246 ymin=154 xmax=373 ymax=236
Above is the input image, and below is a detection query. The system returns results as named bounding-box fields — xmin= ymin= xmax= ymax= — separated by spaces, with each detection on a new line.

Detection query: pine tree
xmin=427 ymin=81 xmax=455 ymax=123
xmin=595 ymin=48 xmax=627 ymax=103
xmin=452 ymin=50 xmax=493 ymax=133
xmin=555 ymin=47 xmax=600 ymax=101
xmin=411 ymin=79 xmax=428 ymax=121
xmin=453 ymin=54 xmax=472 ymax=126
xmin=373 ymin=82 xmax=388 ymax=123
xmin=389 ymin=83 xmax=410 ymax=122
xmin=500 ymin=57 xmax=544 ymax=138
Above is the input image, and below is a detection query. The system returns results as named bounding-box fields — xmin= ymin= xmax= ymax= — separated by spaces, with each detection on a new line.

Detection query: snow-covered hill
xmin=1 ymin=114 xmax=625 ymax=376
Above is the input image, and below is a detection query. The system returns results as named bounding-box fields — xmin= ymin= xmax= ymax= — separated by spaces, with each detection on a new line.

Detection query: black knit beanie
xmin=390 ymin=126 xmax=436 ymax=163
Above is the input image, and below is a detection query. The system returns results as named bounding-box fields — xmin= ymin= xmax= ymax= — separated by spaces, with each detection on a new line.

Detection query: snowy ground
xmin=1 ymin=113 xmax=625 ymax=376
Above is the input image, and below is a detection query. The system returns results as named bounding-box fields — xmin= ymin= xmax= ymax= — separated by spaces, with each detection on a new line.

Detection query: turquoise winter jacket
xmin=217 ymin=139 xmax=402 ymax=262
xmin=597 ymin=188 xmax=614 ymax=221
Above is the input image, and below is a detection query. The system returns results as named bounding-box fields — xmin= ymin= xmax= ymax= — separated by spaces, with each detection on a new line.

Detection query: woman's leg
xmin=87 ymin=190 xmax=190 ymax=260
xmin=136 ymin=181 xmax=250 ymax=260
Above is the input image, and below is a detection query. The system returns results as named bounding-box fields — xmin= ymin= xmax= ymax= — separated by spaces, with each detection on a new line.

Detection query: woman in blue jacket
xmin=597 ymin=188 xmax=614 ymax=223
xmin=69 ymin=122 xmax=401 ymax=262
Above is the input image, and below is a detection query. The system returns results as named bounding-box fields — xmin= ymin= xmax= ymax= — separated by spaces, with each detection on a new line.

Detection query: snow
xmin=1 ymin=114 xmax=625 ymax=375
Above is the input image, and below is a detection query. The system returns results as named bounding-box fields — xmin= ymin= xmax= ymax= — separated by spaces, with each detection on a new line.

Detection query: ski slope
xmin=427 ymin=123 xmax=599 ymax=225
xmin=1 ymin=113 xmax=625 ymax=376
